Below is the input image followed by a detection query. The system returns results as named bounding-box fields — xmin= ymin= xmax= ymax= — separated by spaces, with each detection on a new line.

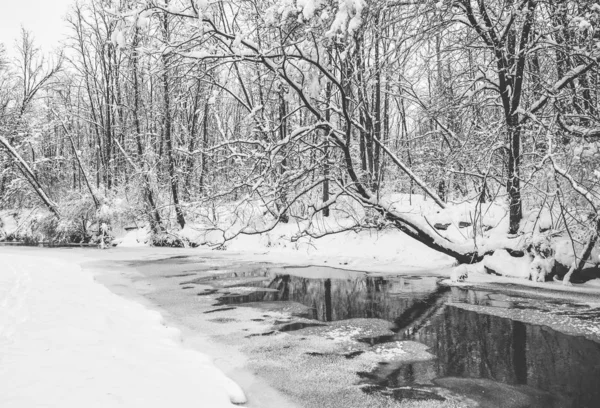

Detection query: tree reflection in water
xmin=208 ymin=265 xmax=600 ymax=407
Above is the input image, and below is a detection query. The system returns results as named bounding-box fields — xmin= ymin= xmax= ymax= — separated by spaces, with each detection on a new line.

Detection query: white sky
xmin=0 ymin=0 xmax=74 ymax=55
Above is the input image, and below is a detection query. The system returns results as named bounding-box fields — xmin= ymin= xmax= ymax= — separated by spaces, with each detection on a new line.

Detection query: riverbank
xmin=0 ymin=248 xmax=246 ymax=408
xmin=4 ymin=247 xmax=600 ymax=407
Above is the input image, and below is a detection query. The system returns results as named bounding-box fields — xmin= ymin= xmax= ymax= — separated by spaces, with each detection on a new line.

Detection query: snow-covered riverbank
xmin=0 ymin=250 xmax=245 ymax=408
xmin=2 ymin=246 xmax=600 ymax=408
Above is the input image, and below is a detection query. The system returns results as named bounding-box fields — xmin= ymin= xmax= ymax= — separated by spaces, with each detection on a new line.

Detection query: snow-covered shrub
xmin=451 ymin=264 xmax=469 ymax=282
xmin=451 ymin=262 xmax=485 ymax=282
xmin=523 ymin=234 xmax=555 ymax=282
xmin=53 ymin=195 xmax=98 ymax=243
xmin=529 ymin=256 xmax=555 ymax=282
xmin=0 ymin=197 xmax=95 ymax=244
xmin=92 ymin=196 xmax=146 ymax=246
xmin=151 ymin=230 xmax=192 ymax=248
xmin=0 ymin=191 xmax=146 ymax=245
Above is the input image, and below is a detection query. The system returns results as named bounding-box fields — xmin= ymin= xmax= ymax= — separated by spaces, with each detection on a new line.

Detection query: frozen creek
xmin=7 ymin=246 xmax=600 ymax=408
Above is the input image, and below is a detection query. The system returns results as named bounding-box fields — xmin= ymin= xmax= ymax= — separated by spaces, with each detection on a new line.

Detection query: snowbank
xmin=170 ymin=194 xmax=517 ymax=271
xmin=483 ymin=249 xmax=531 ymax=279
xmin=114 ymin=226 xmax=151 ymax=247
xmin=223 ymin=223 xmax=454 ymax=271
xmin=554 ymin=238 xmax=600 ymax=269
xmin=0 ymin=252 xmax=245 ymax=408
xmin=172 ymin=194 xmax=456 ymax=271
xmin=108 ymin=193 xmax=600 ymax=284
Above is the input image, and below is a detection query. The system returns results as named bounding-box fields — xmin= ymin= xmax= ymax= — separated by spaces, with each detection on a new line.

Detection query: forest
xmin=1 ymin=0 xmax=600 ymax=284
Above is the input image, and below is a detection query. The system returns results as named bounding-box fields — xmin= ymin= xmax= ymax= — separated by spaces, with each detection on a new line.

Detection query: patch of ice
xmin=324 ymin=326 xmax=363 ymax=343
xmin=371 ymin=342 xmax=406 ymax=360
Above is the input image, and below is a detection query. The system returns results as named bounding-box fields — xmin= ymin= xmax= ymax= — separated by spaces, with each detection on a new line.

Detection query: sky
xmin=0 ymin=0 xmax=74 ymax=55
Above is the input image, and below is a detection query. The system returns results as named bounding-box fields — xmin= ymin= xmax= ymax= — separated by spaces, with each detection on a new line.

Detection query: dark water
xmin=0 ymin=241 xmax=97 ymax=247
xmin=359 ymin=305 xmax=600 ymax=407
xmin=96 ymin=253 xmax=593 ymax=406
xmin=178 ymin=262 xmax=600 ymax=407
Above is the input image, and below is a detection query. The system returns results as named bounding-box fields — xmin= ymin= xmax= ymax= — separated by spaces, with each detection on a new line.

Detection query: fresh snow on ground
xmin=114 ymin=226 xmax=151 ymax=247
xmin=116 ymin=219 xmax=454 ymax=273
xmin=0 ymin=252 xmax=245 ymax=408
xmin=483 ymin=249 xmax=531 ymax=279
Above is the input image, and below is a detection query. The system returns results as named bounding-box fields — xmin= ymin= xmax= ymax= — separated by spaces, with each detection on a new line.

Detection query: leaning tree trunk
xmin=53 ymin=113 xmax=100 ymax=210
xmin=0 ymin=135 xmax=60 ymax=218
xmin=562 ymin=218 xmax=600 ymax=285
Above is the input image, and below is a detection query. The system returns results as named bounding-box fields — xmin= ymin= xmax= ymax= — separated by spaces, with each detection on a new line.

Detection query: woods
xmin=2 ymin=0 xmax=600 ymax=283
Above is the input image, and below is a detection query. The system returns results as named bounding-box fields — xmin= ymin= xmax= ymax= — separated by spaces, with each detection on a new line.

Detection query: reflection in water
xmin=206 ymin=267 xmax=445 ymax=323
xmin=279 ymin=322 xmax=326 ymax=332
xmin=404 ymin=306 xmax=600 ymax=407
xmin=193 ymin=265 xmax=600 ymax=407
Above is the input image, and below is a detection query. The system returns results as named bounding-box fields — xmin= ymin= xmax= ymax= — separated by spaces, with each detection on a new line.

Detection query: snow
xmin=529 ymin=255 xmax=554 ymax=282
xmin=483 ymin=249 xmax=531 ymax=279
xmin=450 ymin=262 xmax=486 ymax=282
xmin=0 ymin=252 xmax=245 ymax=407
xmin=326 ymin=0 xmax=365 ymax=36
xmin=110 ymin=29 xmax=126 ymax=49
xmin=554 ymin=238 xmax=600 ymax=268
xmin=223 ymin=222 xmax=454 ymax=272
xmin=160 ymin=193 xmax=592 ymax=286
xmin=325 ymin=326 xmax=363 ymax=343
xmin=115 ymin=226 xmax=151 ymax=247
xmin=172 ymin=193 xmax=459 ymax=272
xmin=271 ymin=266 xmax=366 ymax=280
xmin=137 ymin=10 xmax=151 ymax=28
xmin=450 ymin=264 xmax=469 ymax=282
xmin=586 ymin=278 xmax=600 ymax=287
xmin=0 ymin=211 xmax=18 ymax=238
xmin=196 ymin=0 xmax=210 ymax=10
xmin=2 ymin=243 xmax=600 ymax=408
xmin=297 ymin=0 xmax=321 ymax=20
xmin=367 ymin=342 xmax=406 ymax=360
xmin=184 ymin=50 xmax=213 ymax=59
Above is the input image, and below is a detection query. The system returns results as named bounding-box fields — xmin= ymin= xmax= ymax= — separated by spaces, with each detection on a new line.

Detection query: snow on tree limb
xmin=548 ymin=155 xmax=599 ymax=212
xmin=520 ymin=60 xmax=599 ymax=125
xmin=372 ymin=136 xmax=447 ymax=209
xmin=0 ymin=135 xmax=60 ymax=218
xmin=557 ymin=115 xmax=600 ymax=139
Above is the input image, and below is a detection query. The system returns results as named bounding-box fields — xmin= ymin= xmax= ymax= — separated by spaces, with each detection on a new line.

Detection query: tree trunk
xmin=373 ymin=16 xmax=382 ymax=192
xmin=53 ymin=113 xmax=99 ymax=210
xmin=133 ymin=26 xmax=162 ymax=233
xmin=322 ymin=58 xmax=332 ymax=217
xmin=162 ymin=4 xmax=185 ymax=229
xmin=563 ymin=218 xmax=600 ymax=285
xmin=277 ymin=85 xmax=289 ymax=223
xmin=507 ymin=118 xmax=522 ymax=234
xmin=0 ymin=135 xmax=60 ymax=218
xmin=199 ymin=98 xmax=210 ymax=195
